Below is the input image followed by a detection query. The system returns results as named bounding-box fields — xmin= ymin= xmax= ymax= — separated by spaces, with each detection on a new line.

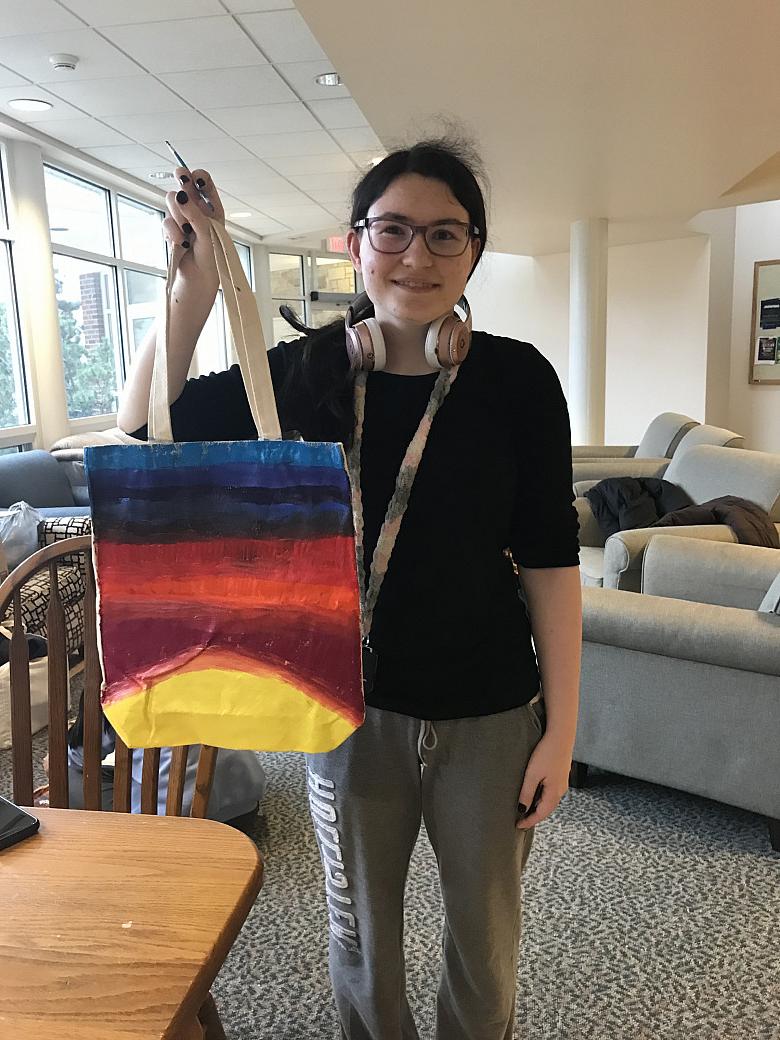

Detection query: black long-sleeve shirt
xmin=132 ymin=331 xmax=579 ymax=719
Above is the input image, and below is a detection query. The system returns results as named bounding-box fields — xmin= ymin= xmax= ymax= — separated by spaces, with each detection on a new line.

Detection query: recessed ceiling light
xmin=8 ymin=98 xmax=53 ymax=112
xmin=315 ymin=72 xmax=341 ymax=87
xmin=228 ymin=211 xmax=252 ymax=219
xmin=148 ymin=171 xmax=174 ymax=180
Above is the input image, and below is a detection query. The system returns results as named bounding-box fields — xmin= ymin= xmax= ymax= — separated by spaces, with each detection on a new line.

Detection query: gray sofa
xmin=577 ymin=444 xmax=780 ymax=590
xmin=0 ymin=449 xmax=89 ymax=517
xmin=573 ymin=535 xmax=780 ymax=850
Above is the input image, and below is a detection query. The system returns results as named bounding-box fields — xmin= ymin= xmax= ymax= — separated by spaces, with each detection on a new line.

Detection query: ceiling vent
xmin=49 ymin=53 xmax=79 ymax=72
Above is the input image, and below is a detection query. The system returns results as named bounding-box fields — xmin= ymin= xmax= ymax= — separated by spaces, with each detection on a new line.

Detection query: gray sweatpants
xmin=306 ymin=696 xmax=545 ymax=1040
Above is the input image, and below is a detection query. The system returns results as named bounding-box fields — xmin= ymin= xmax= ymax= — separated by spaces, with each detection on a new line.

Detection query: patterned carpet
xmin=2 ymin=717 xmax=778 ymax=1040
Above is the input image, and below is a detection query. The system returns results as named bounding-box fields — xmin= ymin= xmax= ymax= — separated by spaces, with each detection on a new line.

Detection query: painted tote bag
xmin=85 ymin=222 xmax=364 ymax=753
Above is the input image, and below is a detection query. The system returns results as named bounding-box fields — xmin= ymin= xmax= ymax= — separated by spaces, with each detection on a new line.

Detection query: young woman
xmin=118 ymin=139 xmax=582 ymax=1040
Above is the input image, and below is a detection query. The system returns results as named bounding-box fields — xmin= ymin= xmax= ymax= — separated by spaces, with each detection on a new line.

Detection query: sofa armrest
xmin=642 ymin=536 xmax=780 ymax=609
xmin=582 ymin=585 xmax=780 ymax=677
xmin=574 ymin=497 xmax=606 ymax=548
xmin=572 ymin=444 xmax=637 ymax=460
xmin=571 ymin=458 xmax=670 ymax=484
xmin=602 ymin=524 xmax=737 ymax=590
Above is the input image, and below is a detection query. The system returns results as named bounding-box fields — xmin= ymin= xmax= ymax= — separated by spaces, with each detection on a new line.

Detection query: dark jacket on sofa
xmin=651 ymin=495 xmax=780 ymax=548
xmin=585 ymin=478 xmax=693 ymax=538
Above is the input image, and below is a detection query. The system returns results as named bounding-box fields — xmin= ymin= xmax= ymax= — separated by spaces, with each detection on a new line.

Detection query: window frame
xmin=0 ymin=144 xmax=32 ymax=450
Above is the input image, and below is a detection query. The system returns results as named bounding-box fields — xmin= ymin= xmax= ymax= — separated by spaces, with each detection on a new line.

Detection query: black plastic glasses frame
xmin=353 ymin=217 xmax=480 ymax=256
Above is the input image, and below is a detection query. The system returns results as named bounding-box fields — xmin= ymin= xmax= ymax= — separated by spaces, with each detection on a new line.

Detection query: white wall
xmin=728 ymin=200 xmax=780 ymax=453
xmin=468 ymin=237 xmax=710 ymax=444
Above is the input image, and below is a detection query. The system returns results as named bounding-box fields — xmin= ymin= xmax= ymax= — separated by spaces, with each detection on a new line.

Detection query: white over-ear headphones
xmin=345 ymin=293 xmax=472 ymax=373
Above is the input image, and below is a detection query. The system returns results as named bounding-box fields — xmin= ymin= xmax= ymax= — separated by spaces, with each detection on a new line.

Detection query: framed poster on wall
xmin=749 ymin=259 xmax=780 ymax=385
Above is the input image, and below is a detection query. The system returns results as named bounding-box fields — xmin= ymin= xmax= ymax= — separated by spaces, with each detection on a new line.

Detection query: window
xmin=53 ymin=255 xmax=123 ymax=419
xmin=270 ymin=253 xmax=305 ymax=345
xmin=45 ymin=167 xmax=113 ymax=256
xmin=0 ymin=157 xmax=27 ymax=433
xmin=117 ymin=196 xmax=166 ymax=269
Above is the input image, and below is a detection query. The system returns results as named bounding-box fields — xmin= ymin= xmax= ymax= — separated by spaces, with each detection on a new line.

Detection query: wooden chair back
xmin=0 ymin=535 xmax=218 ymax=817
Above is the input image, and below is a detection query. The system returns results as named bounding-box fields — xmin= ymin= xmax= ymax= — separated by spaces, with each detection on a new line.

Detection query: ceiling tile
xmin=306 ymin=188 xmax=354 ymax=207
xmin=275 ymin=61 xmax=350 ymax=101
xmin=0 ymin=85 xmax=86 ymax=121
xmin=204 ymin=157 xmax=282 ymax=181
xmin=350 ymin=150 xmax=385 ymax=168
xmin=46 ymin=75 xmax=189 ymax=117
xmin=265 ymin=152 xmax=356 ymax=176
xmin=238 ymin=129 xmax=340 ymax=158
xmin=33 ymin=118 xmax=132 ymax=148
xmin=307 ymin=98 xmax=367 ymax=130
xmin=222 ymin=1 xmax=294 ymax=12
xmin=205 ymin=101 xmax=318 ymax=136
xmin=330 ymin=126 xmax=382 ymax=152
xmin=238 ymin=217 xmax=290 ymax=235
xmin=161 ymin=66 xmax=301 ymax=110
xmin=146 ymin=138 xmax=254 ymax=164
xmin=288 ymin=169 xmax=357 ymax=192
xmin=238 ymin=10 xmax=327 ymax=64
xmin=0 ymin=1 xmax=84 ymax=37
xmin=110 ymin=110 xmax=228 ymax=143
xmin=85 ymin=143 xmax=164 ymax=168
xmin=61 ymin=0 xmax=225 ymax=25
xmin=260 ymin=202 xmax=331 ymax=221
xmin=216 ymin=174 xmax=291 ymax=196
xmin=102 ymin=17 xmax=262 ymax=73
xmin=0 ymin=65 xmax=28 ymax=88
xmin=238 ymin=190 xmax=310 ymax=208
xmin=0 ymin=29 xmax=142 ymax=83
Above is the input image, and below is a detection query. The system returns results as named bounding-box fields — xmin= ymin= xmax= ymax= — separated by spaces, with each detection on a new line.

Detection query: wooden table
xmin=0 ymin=807 xmax=263 ymax=1039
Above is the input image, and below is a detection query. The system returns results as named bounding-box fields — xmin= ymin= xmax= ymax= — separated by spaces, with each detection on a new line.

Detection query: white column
xmin=5 ymin=140 xmax=70 ymax=448
xmin=568 ymin=218 xmax=608 ymax=444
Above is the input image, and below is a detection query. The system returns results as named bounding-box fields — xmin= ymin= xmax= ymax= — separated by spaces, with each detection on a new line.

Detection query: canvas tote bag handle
xmin=149 ymin=220 xmax=282 ymax=443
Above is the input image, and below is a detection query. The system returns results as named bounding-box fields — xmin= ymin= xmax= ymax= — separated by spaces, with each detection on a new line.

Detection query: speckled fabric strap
xmin=347 ymin=366 xmax=459 ymax=640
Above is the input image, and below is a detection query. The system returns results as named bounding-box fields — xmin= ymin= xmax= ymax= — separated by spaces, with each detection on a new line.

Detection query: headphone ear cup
xmin=347 ymin=316 xmax=386 ymax=371
xmin=424 ymin=316 xmax=447 ymax=370
xmin=425 ymin=313 xmax=471 ymax=369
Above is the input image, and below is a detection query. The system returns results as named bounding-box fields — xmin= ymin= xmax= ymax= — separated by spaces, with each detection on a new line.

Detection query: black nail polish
xmin=182 ymin=222 xmax=193 ymax=235
xmin=195 ymin=178 xmax=205 ymax=189
xmin=176 ymin=190 xmax=188 ymax=204
xmin=517 ymin=803 xmax=527 ymax=815
xmin=179 ymin=174 xmax=190 ymax=185
xmin=181 ymin=240 xmax=190 ymax=249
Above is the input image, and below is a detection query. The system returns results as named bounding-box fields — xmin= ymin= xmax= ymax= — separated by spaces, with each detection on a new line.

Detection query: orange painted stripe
xmin=98 ymin=571 xmax=359 ymax=615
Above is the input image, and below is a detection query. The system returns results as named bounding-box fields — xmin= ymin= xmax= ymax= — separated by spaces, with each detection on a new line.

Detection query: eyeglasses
xmin=353 ymin=217 xmax=480 ymax=257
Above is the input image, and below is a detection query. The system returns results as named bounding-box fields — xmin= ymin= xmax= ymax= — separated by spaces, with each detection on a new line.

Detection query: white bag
xmin=0 ymin=654 xmax=49 ymax=750
xmin=0 ymin=501 xmax=44 ymax=571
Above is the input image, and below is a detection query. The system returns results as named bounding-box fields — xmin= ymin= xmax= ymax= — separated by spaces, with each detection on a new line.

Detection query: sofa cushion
xmin=0 ymin=450 xmax=75 ymax=509
xmin=663 ymin=445 xmax=780 ymax=521
xmin=758 ymin=572 xmax=780 ymax=616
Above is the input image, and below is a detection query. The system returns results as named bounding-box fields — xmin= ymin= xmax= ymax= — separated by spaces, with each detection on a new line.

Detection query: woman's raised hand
xmin=163 ymin=166 xmax=225 ymax=297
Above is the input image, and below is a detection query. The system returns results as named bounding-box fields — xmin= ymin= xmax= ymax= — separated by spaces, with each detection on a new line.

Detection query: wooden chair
xmin=0 ymin=535 xmax=231 ymax=1040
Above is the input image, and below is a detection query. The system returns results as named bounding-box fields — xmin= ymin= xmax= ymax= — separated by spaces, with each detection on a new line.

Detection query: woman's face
xmin=346 ymin=173 xmax=481 ymax=329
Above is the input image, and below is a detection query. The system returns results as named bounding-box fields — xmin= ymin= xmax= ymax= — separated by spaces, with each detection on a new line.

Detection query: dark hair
xmin=280 ymin=137 xmax=490 ymax=441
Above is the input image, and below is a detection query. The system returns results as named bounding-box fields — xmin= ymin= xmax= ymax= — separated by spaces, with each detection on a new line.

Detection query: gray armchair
xmin=577 ymin=444 xmax=780 ymax=589
xmin=573 ymin=535 xmax=780 ymax=850
xmin=572 ymin=411 xmax=698 ymax=483
xmin=572 ymin=418 xmax=744 ymax=485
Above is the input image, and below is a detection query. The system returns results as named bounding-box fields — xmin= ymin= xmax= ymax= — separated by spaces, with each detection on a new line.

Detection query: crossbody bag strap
xmin=149 ymin=221 xmax=281 ymax=443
